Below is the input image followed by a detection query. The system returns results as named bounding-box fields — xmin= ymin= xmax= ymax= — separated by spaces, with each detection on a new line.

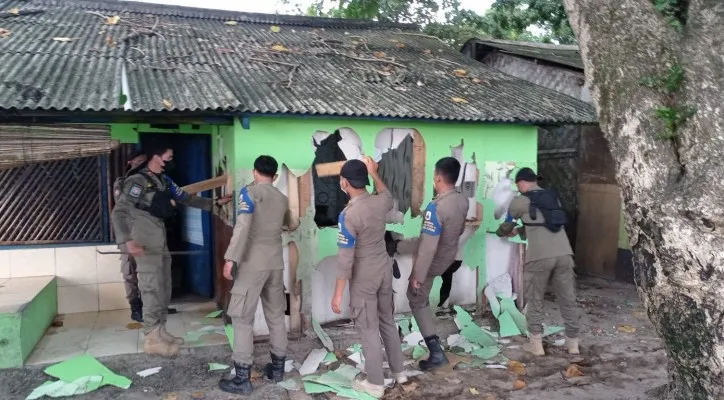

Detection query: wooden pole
xmin=181 ymin=175 xmax=228 ymax=195
xmin=314 ymin=161 xmax=347 ymax=177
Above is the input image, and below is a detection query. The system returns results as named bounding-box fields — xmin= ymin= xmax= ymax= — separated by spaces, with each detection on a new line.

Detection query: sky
xmin=122 ymin=0 xmax=495 ymax=18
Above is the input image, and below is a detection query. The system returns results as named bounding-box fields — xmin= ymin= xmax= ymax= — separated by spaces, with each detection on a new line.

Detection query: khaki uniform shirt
xmin=507 ymin=185 xmax=573 ymax=263
xmin=224 ymin=183 xmax=289 ymax=287
xmin=111 ymin=168 xmax=213 ymax=246
xmin=410 ymin=189 xmax=468 ymax=282
xmin=336 ymin=189 xmax=395 ymax=297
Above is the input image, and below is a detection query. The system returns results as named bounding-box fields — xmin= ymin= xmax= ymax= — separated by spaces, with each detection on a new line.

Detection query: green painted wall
xmin=0 ymin=314 xmax=22 ymax=368
xmin=232 ymin=116 xmax=537 ymax=310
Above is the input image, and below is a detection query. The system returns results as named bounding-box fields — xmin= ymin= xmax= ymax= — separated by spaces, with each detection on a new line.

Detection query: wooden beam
xmin=315 ymin=161 xmax=347 ymax=177
xmin=181 ymin=175 xmax=228 ymax=195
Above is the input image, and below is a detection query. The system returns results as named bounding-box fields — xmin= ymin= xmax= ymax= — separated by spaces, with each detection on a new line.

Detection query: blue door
xmin=140 ymin=133 xmax=214 ymax=298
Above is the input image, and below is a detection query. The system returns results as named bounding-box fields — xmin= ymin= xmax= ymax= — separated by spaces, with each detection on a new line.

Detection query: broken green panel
xmin=208 ymin=363 xmax=229 ymax=371
xmin=410 ymin=317 xmax=420 ymax=333
xmin=498 ymin=311 xmax=522 ymax=338
xmin=412 ymin=345 xmax=428 ymax=360
xmin=224 ymin=324 xmax=234 ymax=350
xmin=333 ymin=365 xmax=361 ymax=381
xmin=543 ymin=326 xmax=565 ymax=337
xmin=312 ymin=318 xmax=334 ymax=352
xmin=303 ymin=381 xmax=333 ymax=394
xmin=489 ymin=296 xmax=501 ymax=319
xmin=499 ymin=298 xmax=528 ymax=335
xmin=471 ymin=346 xmax=502 ymax=360
xmin=347 ymin=344 xmax=362 ymax=353
xmin=44 ymin=355 xmax=131 ymax=390
xmin=205 ymin=310 xmax=223 ymax=318
xmin=454 ymin=306 xmax=497 ymax=347
xmin=278 ymin=379 xmax=300 ymax=391
xmin=335 ymin=387 xmax=378 ymax=400
xmin=398 ymin=319 xmax=411 ymax=336
xmin=26 ymin=376 xmax=103 ymax=399
xmin=323 ymin=352 xmax=338 ymax=363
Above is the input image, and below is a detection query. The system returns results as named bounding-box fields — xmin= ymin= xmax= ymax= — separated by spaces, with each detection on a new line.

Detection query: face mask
xmin=162 ymin=159 xmax=175 ymax=172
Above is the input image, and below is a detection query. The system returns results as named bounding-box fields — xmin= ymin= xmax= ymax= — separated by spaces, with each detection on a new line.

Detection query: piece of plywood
xmin=575 ymin=183 xmax=621 ymax=279
xmin=181 ymin=175 xmax=227 ymax=195
xmin=314 ymin=161 xmax=346 ymax=177
xmin=410 ymin=130 xmax=426 ymax=217
xmin=299 ymin=170 xmax=312 ymax=218
xmin=286 ymin=169 xmax=301 ymax=231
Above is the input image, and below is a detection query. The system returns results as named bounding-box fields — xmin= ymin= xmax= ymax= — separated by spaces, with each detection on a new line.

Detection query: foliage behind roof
xmin=0 ymin=0 xmax=596 ymax=124
xmin=466 ymin=38 xmax=584 ymax=70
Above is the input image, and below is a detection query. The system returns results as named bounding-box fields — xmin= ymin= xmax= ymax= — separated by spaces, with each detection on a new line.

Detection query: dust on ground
xmin=0 ymin=277 xmax=667 ymax=400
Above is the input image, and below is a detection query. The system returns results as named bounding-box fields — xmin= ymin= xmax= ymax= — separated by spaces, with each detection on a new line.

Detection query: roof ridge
xmin=31 ymin=0 xmax=420 ymax=30
xmin=474 ymin=37 xmax=579 ymax=51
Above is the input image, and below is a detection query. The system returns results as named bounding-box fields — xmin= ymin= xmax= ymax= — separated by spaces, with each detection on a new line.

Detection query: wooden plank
xmin=181 ymin=175 xmax=227 ymax=195
xmin=315 ymin=161 xmax=346 ymax=177
xmin=410 ymin=130 xmax=426 ymax=217
xmin=575 ymin=183 xmax=621 ymax=279
xmin=288 ymin=241 xmax=303 ymax=333
xmin=286 ymin=168 xmax=301 ymax=231
xmin=299 ymin=170 xmax=312 ymax=218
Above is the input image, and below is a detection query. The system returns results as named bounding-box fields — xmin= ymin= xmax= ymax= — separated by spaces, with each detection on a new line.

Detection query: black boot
xmin=129 ymin=298 xmax=143 ymax=323
xmin=219 ymin=362 xmax=253 ymax=395
xmin=264 ymin=352 xmax=286 ymax=383
xmin=419 ymin=335 xmax=449 ymax=371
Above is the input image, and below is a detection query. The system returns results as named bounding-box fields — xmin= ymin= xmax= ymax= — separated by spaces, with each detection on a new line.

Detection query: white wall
xmin=0 ymin=245 xmax=128 ymax=314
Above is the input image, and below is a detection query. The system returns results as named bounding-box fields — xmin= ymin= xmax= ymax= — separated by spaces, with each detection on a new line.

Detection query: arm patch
xmin=238 ymin=187 xmax=255 ymax=215
xmin=336 ymin=211 xmax=356 ymax=248
xmin=421 ymin=202 xmax=442 ymax=236
xmin=128 ymin=183 xmax=142 ymax=198
xmin=164 ymin=175 xmax=188 ymax=201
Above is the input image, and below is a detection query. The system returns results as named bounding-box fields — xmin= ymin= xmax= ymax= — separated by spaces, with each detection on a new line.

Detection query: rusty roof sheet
xmin=0 ymin=0 xmax=596 ymax=123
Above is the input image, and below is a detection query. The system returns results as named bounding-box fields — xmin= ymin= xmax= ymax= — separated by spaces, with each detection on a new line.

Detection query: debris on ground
xmin=126 ymin=322 xmax=142 ymax=330
xmin=299 ymin=348 xmax=328 ymax=376
xmin=136 ymin=367 xmax=161 ymax=377
xmin=513 ymin=379 xmax=527 ymax=390
xmin=312 ymin=318 xmax=335 ymax=352
xmin=618 ymin=325 xmax=637 ymax=333
xmin=302 ymin=365 xmax=375 ymax=400
xmin=44 ymin=355 xmax=132 ymax=389
xmin=507 ymin=360 xmax=527 ymax=376
xmin=208 ymin=363 xmax=229 ymax=372
xmin=204 ymin=310 xmax=222 ymax=318
xmin=278 ymin=378 xmax=300 ymax=391
xmin=224 ymin=325 xmax=233 ymax=350
xmin=564 ymin=364 xmax=584 ymax=378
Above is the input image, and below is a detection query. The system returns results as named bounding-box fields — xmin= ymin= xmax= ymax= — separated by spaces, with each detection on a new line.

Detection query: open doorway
xmin=139 ymin=133 xmax=214 ymax=302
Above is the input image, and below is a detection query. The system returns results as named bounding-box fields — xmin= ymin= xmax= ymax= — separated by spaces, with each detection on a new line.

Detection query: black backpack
xmin=522 ymin=189 xmax=567 ymax=233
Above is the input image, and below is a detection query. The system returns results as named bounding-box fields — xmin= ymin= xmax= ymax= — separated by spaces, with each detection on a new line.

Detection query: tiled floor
xmin=26 ymin=301 xmax=228 ymax=365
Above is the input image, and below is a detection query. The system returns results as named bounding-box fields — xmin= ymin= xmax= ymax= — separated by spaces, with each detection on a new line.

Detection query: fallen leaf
xmin=8 ymin=7 xmax=20 ymax=15
xmin=0 ymin=28 xmax=10 ymax=38
xmin=401 ymin=382 xmax=418 ymax=393
xmin=126 ymin=322 xmax=142 ymax=330
xmin=373 ymin=51 xmax=386 ymax=58
xmin=445 ymin=378 xmax=461 ymax=385
xmin=106 ymin=15 xmax=120 ymax=25
xmin=471 ymin=78 xmax=482 ymax=84
xmin=225 ymin=21 xmax=238 ymax=25
xmin=396 ymin=42 xmax=406 ymax=48
xmin=565 ymin=364 xmax=584 ymax=378
xmin=469 ymin=388 xmax=480 ymax=395
xmin=191 ymin=391 xmax=205 ymax=399
xmin=270 ymin=25 xmax=281 ymax=32
xmin=423 ymin=49 xmax=432 ymax=54
xmin=483 ymin=395 xmax=497 ymax=400
xmin=53 ymin=37 xmax=76 ymax=42
xmin=271 ymin=44 xmax=288 ymax=52
xmin=454 ymin=69 xmax=467 ymax=77
xmin=618 ymin=325 xmax=637 ymax=333
xmin=105 ymin=36 xmax=115 ymax=47
xmin=250 ymin=369 xmax=262 ymax=381
xmin=513 ymin=379 xmax=526 ymax=390
xmin=162 ymin=393 xmax=178 ymax=400
xmin=162 ymin=99 xmax=173 ymax=110
xmin=451 ymin=97 xmax=469 ymax=104
xmin=507 ymin=360 xmax=527 ymax=376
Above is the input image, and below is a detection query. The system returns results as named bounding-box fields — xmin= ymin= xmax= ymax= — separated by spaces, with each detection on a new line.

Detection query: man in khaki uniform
xmin=113 ymin=150 xmax=147 ymax=322
xmin=396 ymin=157 xmax=468 ymax=371
xmin=497 ymin=167 xmax=580 ymax=356
xmin=112 ymin=144 xmax=232 ymax=357
xmin=330 ymin=157 xmax=406 ymax=398
xmin=219 ymin=155 xmax=289 ymax=396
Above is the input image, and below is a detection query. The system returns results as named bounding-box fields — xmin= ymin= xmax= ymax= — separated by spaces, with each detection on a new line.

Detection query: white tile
xmin=0 ymin=276 xmax=54 ymax=295
xmin=55 ymin=247 xmax=98 ymax=286
xmin=26 ymin=347 xmax=87 ymax=366
xmin=10 ymin=248 xmax=56 ymax=278
xmin=56 ymin=312 xmax=99 ymax=331
xmin=0 ymin=251 xmax=10 ymax=279
xmin=98 ymin=283 xmax=130 ymax=311
xmin=58 ymin=285 xmax=99 ymax=314
xmin=86 ymin=327 xmax=139 ymax=358
xmin=95 ymin=309 xmax=133 ymax=329
xmin=96 ymin=246 xmax=124 ymax=284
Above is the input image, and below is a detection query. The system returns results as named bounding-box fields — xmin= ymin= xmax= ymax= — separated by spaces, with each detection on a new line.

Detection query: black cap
xmin=515 ymin=167 xmax=538 ymax=183
xmin=128 ymin=149 xmax=146 ymax=160
xmin=340 ymin=159 xmax=369 ymax=189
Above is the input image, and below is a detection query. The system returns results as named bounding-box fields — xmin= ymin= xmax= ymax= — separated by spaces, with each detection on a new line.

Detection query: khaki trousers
xmin=524 ymin=255 xmax=580 ymax=338
xmin=135 ymin=246 xmax=172 ymax=334
xmin=406 ymin=276 xmax=438 ymax=338
xmin=228 ymin=269 xmax=287 ymax=365
xmin=119 ymin=246 xmax=140 ymax=302
xmin=350 ymin=269 xmax=405 ymax=386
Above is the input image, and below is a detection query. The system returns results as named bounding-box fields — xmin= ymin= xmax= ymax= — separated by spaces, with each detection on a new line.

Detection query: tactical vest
xmin=134 ymin=173 xmax=178 ymax=220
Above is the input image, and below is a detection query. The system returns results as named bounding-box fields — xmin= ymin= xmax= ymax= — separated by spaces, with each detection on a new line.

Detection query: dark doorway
xmin=139 ymin=133 xmax=214 ymax=300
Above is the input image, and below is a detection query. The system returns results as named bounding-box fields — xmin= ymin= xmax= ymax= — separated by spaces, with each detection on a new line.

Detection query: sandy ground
xmin=0 ymin=277 xmax=668 ymax=400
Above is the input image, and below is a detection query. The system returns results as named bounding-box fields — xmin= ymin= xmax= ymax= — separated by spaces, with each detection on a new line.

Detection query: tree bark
xmin=561 ymin=0 xmax=724 ymax=398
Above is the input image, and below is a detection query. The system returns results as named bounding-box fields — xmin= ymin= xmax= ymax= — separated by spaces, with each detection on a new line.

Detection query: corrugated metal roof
xmin=469 ymin=38 xmax=584 ymax=70
xmin=0 ymin=0 xmax=596 ymax=123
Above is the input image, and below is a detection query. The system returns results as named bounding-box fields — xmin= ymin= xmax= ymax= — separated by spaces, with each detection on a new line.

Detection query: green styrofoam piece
xmin=26 ymin=376 xmax=103 ymax=399
xmin=471 ymin=346 xmax=502 ymax=360
xmin=323 ymin=352 xmax=338 ymax=363
xmin=410 ymin=317 xmax=420 ymax=333
xmin=412 ymin=345 xmax=428 ymax=360
xmin=225 ymin=324 xmax=234 ymax=350
xmin=454 ymin=306 xmax=497 ymax=347
xmin=498 ymin=311 xmax=522 ymax=338
xmin=335 ymin=387 xmax=378 ymax=400
xmin=303 ymin=381 xmax=333 ymax=394
xmin=205 ymin=310 xmax=223 ymax=318
xmin=312 ymin=318 xmax=334 ymax=352
xmin=489 ymin=296 xmax=501 ymax=318
xmin=399 ymin=319 xmax=411 ymax=336
xmin=44 ymin=355 xmax=131 ymax=389
xmin=499 ymin=298 xmax=528 ymax=334
xmin=278 ymin=379 xmax=300 ymax=391
xmin=208 ymin=363 xmax=229 ymax=371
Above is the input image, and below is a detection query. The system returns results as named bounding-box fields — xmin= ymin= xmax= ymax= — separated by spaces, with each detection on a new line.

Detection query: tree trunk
xmin=561 ymin=0 xmax=724 ymax=398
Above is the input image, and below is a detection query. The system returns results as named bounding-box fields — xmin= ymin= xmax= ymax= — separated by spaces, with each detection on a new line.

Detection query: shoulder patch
xmin=421 ymin=202 xmax=442 ymax=236
xmin=128 ymin=183 xmax=142 ymax=199
xmin=336 ymin=211 xmax=356 ymax=248
xmin=237 ymin=187 xmax=255 ymax=215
